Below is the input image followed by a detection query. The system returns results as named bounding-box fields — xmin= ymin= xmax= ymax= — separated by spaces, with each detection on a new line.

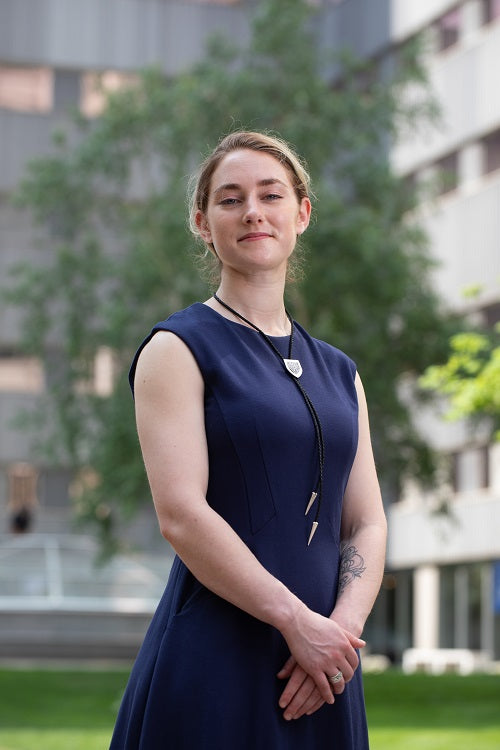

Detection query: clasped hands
xmin=278 ymin=605 xmax=365 ymax=721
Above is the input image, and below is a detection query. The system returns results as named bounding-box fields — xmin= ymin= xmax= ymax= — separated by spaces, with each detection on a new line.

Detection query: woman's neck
xmin=208 ymin=275 xmax=289 ymax=336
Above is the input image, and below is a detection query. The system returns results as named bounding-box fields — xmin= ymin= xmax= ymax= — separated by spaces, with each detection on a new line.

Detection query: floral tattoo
xmin=338 ymin=544 xmax=366 ymax=595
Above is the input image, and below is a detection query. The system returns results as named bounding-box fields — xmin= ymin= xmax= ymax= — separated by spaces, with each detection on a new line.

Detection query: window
xmin=439 ymin=566 xmax=455 ymax=648
xmin=482 ymin=128 xmax=500 ymax=175
xmin=0 ymin=355 xmax=44 ymax=393
xmin=74 ymin=347 xmax=116 ymax=396
xmin=480 ymin=301 xmax=500 ymax=328
xmin=482 ymin=0 xmax=500 ymax=24
xmin=439 ymin=564 xmax=487 ymax=651
xmin=402 ymin=171 xmax=418 ymax=197
xmin=435 ymin=151 xmax=459 ymax=195
xmin=451 ymin=446 xmax=489 ymax=493
xmin=397 ymin=172 xmax=422 ymax=212
xmin=93 ymin=347 xmax=115 ymax=397
xmin=0 ymin=67 xmax=53 ymax=113
xmin=435 ymin=7 xmax=461 ymax=52
xmin=7 ymin=463 xmax=39 ymax=534
xmin=80 ymin=71 xmax=138 ymax=118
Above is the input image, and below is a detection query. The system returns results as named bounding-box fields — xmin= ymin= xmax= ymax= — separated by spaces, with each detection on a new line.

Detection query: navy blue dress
xmin=110 ymin=303 xmax=368 ymax=749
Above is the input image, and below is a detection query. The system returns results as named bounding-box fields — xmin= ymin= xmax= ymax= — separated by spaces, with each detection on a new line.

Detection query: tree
xmin=420 ymin=324 xmax=500 ymax=440
xmin=6 ymin=0 xmax=457 ymax=548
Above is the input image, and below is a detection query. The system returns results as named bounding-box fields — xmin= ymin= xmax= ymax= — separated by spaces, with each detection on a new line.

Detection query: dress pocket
xmin=168 ymin=562 xmax=212 ymax=619
xmin=175 ymin=582 xmax=211 ymax=618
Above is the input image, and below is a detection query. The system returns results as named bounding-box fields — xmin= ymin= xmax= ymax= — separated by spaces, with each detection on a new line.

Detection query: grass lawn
xmin=365 ymin=671 xmax=500 ymax=750
xmin=0 ymin=667 xmax=498 ymax=749
xmin=0 ymin=666 xmax=128 ymax=750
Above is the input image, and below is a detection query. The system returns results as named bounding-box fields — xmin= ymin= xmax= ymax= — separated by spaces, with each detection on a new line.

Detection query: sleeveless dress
xmin=109 ymin=302 xmax=369 ymax=749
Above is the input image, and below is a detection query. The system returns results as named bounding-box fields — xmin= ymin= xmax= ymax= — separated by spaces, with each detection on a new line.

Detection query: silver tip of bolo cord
xmin=304 ymin=491 xmax=318 ymax=516
xmin=307 ymin=521 xmax=319 ymax=546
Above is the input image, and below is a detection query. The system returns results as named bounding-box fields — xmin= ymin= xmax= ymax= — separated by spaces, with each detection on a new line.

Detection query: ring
xmin=328 ymin=671 xmax=343 ymax=684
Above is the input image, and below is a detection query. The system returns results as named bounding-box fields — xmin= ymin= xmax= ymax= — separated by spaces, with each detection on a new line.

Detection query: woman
xmin=110 ymin=131 xmax=387 ymax=749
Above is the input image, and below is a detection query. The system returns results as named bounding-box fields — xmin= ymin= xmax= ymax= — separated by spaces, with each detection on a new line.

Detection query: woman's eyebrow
xmin=212 ymin=178 xmax=288 ymax=197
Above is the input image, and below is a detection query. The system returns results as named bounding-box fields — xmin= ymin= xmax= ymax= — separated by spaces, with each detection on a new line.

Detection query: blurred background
xmin=0 ymin=0 xmax=499 ymax=676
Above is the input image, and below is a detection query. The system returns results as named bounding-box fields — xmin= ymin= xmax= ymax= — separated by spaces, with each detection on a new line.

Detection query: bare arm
xmin=330 ymin=372 xmax=387 ymax=635
xmin=278 ymin=372 xmax=386 ymax=719
xmin=134 ymin=331 xmax=364 ymax=706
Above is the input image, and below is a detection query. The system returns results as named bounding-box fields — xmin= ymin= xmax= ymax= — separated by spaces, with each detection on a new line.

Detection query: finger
xmin=345 ymin=661 xmax=360 ymax=683
xmin=326 ymin=670 xmax=346 ymax=694
xmin=345 ymin=631 xmax=366 ymax=649
xmin=352 ymin=636 xmax=366 ymax=648
xmin=328 ymin=658 xmax=352 ymax=685
xmin=343 ymin=660 xmax=357 ymax=682
xmin=334 ymin=623 xmax=365 ymax=656
xmin=313 ymin=673 xmax=335 ymax=705
xmin=331 ymin=678 xmax=345 ymax=695
xmin=341 ymin=650 xmax=360 ymax=682
xmin=282 ymin=677 xmax=318 ymax=721
xmin=306 ymin=696 xmax=326 ymax=716
xmin=336 ymin=647 xmax=360 ymax=683
xmin=277 ymin=655 xmax=296 ymax=680
xmin=279 ymin=666 xmax=308 ymax=710
xmin=289 ymin=686 xmax=325 ymax=720
xmin=338 ymin=661 xmax=354 ymax=683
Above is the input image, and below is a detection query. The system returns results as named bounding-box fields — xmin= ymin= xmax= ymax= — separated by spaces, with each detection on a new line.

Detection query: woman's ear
xmin=195 ymin=210 xmax=212 ymax=243
xmin=296 ymin=197 xmax=312 ymax=236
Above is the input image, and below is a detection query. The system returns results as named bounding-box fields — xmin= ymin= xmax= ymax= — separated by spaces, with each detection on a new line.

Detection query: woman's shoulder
xmin=152 ymin=302 xmax=208 ymax=332
xmin=295 ymin=321 xmax=357 ymax=378
xmin=129 ymin=304 xmax=208 ymax=394
xmin=136 ymin=303 xmax=211 ymax=355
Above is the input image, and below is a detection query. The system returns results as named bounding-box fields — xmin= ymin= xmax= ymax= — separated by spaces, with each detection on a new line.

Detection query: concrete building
xmin=387 ymin=0 xmax=500 ymax=666
xmin=1 ymin=0 xmax=499 ymax=662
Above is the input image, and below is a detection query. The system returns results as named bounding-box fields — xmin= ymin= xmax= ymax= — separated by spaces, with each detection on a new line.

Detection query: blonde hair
xmin=188 ymin=131 xmax=312 ymax=285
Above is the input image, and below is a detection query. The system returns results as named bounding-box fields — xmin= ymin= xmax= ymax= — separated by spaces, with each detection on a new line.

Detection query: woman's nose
xmin=243 ymin=198 xmax=263 ymax=223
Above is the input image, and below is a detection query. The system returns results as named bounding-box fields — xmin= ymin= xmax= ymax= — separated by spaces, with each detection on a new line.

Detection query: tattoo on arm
xmin=338 ymin=544 xmax=366 ymax=595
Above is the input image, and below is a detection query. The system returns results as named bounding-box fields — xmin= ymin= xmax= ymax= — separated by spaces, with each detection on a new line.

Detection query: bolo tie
xmin=213 ymin=293 xmax=325 ymax=545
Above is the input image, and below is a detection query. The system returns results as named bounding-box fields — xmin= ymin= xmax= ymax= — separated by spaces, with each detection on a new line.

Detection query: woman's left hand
xmin=277 ymin=655 xmax=344 ymax=720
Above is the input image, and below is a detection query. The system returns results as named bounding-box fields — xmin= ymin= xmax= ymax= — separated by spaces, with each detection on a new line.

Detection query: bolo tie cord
xmin=212 ymin=293 xmax=325 ymax=545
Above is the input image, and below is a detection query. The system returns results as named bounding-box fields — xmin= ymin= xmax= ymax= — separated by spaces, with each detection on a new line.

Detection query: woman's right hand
xmin=279 ymin=602 xmax=365 ymax=708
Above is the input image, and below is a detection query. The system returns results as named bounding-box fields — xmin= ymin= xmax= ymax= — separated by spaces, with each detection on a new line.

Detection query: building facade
xmin=1 ymin=0 xmax=499 ymax=661
xmin=388 ymin=0 xmax=500 ymax=663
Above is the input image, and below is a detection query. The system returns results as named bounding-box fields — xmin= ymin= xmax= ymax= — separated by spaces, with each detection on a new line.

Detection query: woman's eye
xmin=219 ymin=197 xmax=239 ymax=205
xmin=264 ymin=193 xmax=282 ymax=201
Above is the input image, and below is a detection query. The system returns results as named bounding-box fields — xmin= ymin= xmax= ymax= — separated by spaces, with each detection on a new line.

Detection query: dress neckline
xmin=198 ymin=302 xmax=291 ymax=340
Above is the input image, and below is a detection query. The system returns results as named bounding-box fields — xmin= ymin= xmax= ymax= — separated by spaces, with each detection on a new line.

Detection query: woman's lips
xmin=238 ymin=232 xmax=271 ymax=241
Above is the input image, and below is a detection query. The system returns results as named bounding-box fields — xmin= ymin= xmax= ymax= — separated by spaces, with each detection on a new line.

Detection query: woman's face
xmin=196 ymin=149 xmax=311 ymax=278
